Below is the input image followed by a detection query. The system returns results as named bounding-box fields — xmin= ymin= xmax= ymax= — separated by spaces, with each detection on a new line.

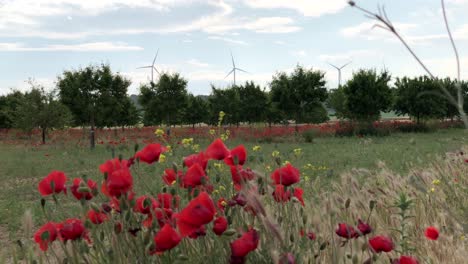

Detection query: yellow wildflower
xmin=432 ymin=179 xmax=441 ymax=185
xmin=430 ymin=187 xmax=435 ymax=192
xmin=220 ymin=201 xmax=227 ymax=207
xmin=192 ymin=144 xmax=200 ymax=152
xmin=283 ymin=160 xmax=291 ymax=166
xmin=154 ymin=128 xmax=164 ymax=136
xmin=293 ymin=148 xmax=302 ymax=156
xmin=272 ymin=150 xmax=280 ymax=157
xmin=252 ymin=145 xmax=261 ymax=152
xmin=219 ymin=186 xmax=226 ymax=191
xmin=159 ymin=154 xmax=166 ymax=163
xmin=209 ymin=129 xmax=216 ymax=135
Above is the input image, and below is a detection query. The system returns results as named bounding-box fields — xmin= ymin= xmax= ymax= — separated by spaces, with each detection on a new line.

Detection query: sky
xmin=1 ymin=0 xmax=468 ymax=95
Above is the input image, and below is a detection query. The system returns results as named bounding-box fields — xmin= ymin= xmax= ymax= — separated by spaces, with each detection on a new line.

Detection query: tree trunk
xmin=90 ymin=113 xmax=96 ymax=150
xmin=42 ymin=128 xmax=46 ymax=144
xmin=192 ymin=123 xmax=195 ymax=129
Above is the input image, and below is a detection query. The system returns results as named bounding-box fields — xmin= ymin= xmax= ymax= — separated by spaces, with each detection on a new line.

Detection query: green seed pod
xmin=170 ymin=188 xmax=176 ymax=196
xmin=40 ymin=198 xmax=46 ymax=208
xmin=223 ymin=229 xmax=237 ymax=236
xmin=345 ymin=198 xmax=351 ymax=209
xmin=177 ymin=254 xmax=189 ymax=261
xmin=320 ymin=242 xmax=328 ymax=251
xmin=78 ymin=187 xmax=90 ymax=193
xmin=369 ymin=200 xmax=377 ymax=210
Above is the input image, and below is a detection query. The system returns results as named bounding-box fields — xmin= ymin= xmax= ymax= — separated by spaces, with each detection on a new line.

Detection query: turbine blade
xmin=340 ymin=61 xmax=352 ymax=69
xmin=327 ymin=63 xmax=339 ymax=70
xmin=231 ymin=51 xmax=235 ymax=67
xmin=152 ymin=49 xmax=159 ymax=66
xmin=137 ymin=66 xmax=152 ymax=69
xmin=236 ymin=68 xmax=249 ymax=74
xmin=153 ymin=66 xmax=161 ymax=75
xmin=224 ymin=69 xmax=235 ymax=79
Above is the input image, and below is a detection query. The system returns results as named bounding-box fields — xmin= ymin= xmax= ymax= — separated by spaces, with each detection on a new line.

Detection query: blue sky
xmin=1 ymin=0 xmax=468 ymax=95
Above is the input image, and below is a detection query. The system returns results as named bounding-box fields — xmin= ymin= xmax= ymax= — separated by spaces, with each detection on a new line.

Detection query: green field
xmin=0 ymin=128 xmax=466 ymax=247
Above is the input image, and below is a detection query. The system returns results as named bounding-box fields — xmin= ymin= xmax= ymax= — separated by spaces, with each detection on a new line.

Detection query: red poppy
xmin=105 ymin=167 xmax=133 ymax=197
xmin=154 ymin=208 xmax=174 ymax=228
xmin=134 ymin=195 xmax=159 ymax=214
xmin=213 ymin=216 xmax=228 ymax=236
xmin=34 ymin=222 xmax=58 ymax=251
xmin=335 ymin=223 xmax=359 ymax=239
xmin=87 ymin=209 xmax=108 ymax=224
xmin=188 ymin=225 xmax=207 ymax=239
xmin=151 ymin=224 xmax=181 ymax=254
xmin=57 ymin=218 xmax=86 ymax=242
xmin=135 ymin=143 xmax=165 ymax=164
xmin=38 ymin=171 xmax=67 ymax=196
xmin=217 ymin=198 xmax=228 ymax=211
xmin=369 ymin=235 xmax=394 ymax=253
xmin=231 ymin=192 xmax=247 ymax=207
xmin=99 ymin=158 xmax=130 ymax=176
xmin=271 ymin=164 xmax=300 ymax=186
xmin=162 ymin=168 xmax=183 ymax=186
xmin=357 ymin=219 xmax=372 ymax=235
xmin=158 ymin=193 xmax=179 ymax=209
xmin=176 ymin=192 xmax=216 ymax=237
xmin=230 ymin=228 xmax=259 ymax=263
xmin=230 ymin=165 xmax=255 ymax=191
xmin=224 ymin=145 xmax=247 ymax=166
xmin=273 ymin=184 xmax=290 ymax=203
xmin=205 ymin=138 xmax=230 ymax=160
xmin=293 ymin=187 xmax=304 ymax=206
xmin=393 ymin=256 xmax=419 ymax=264
xmin=425 ymin=226 xmax=439 ymax=240
xmin=70 ymin=178 xmax=97 ymax=200
xmin=184 ymin=152 xmax=208 ymax=170
xmin=182 ymin=163 xmax=208 ymax=188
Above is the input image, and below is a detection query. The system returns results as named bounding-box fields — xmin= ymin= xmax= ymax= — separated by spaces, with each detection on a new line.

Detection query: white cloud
xmin=244 ymin=17 xmax=301 ymax=33
xmin=208 ymin=36 xmax=248 ymax=46
xmin=243 ymin=0 xmax=347 ymax=17
xmin=292 ymin=50 xmax=307 ymax=57
xmin=319 ymin=49 xmax=382 ymax=63
xmin=0 ymin=42 xmax=144 ymax=51
xmin=186 ymin=59 xmax=211 ymax=68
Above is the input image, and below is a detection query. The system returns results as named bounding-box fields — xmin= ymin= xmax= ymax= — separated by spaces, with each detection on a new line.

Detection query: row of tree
xmin=1 ymin=64 xmax=468 ymax=145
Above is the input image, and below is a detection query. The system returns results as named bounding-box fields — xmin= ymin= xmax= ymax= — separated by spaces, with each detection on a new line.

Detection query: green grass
xmin=0 ymin=128 xmax=466 ymax=245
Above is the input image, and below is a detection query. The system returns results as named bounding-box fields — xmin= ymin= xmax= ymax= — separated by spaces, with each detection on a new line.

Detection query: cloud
xmin=319 ymin=49 xmax=382 ymax=63
xmin=243 ymin=0 xmax=347 ymax=17
xmin=186 ymin=59 xmax=211 ymax=68
xmin=208 ymin=36 xmax=248 ymax=46
xmin=0 ymin=42 xmax=144 ymax=52
xmin=291 ymin=50 xmax=307 ymax=57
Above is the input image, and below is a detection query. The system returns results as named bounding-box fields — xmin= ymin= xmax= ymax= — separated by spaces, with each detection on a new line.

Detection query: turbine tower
xmin=328 ymin=61 xmax=352 ymax=88
xmin=224 ymin=51 xmax=248 ymax=86
xmin=138 ymin=49 xmax=160 ymax=83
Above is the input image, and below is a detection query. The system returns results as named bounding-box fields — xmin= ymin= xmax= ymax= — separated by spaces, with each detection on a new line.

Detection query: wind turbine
xmin=328 ymin=61 xmax=352 ymax=88
xmin=137 ymin=49 xmax=160 ymax=83
xmin=224 ymin=51 xmax=248 ymax=86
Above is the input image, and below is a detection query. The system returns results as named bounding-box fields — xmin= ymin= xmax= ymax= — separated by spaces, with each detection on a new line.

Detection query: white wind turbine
xmin=224 ymin=51 xmax=248 ymax=86
xmin=137 ymin=49 xmax=161 ymax=83
xmin=328 ymin=61 xmax=352 ymax=88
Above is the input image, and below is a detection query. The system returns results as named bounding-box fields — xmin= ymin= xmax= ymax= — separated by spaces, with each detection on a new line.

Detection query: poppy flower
xmin=357 ymin=219 xmax=372 ymax=235
xmin=231 ymin=192 xmax=247 ymax=207
xmin=188 ymin=225 xmax=207 ymax=239
xmin=158 ymin=193 xmax=179 ymax=209
xmin=230 ymin=166 xmax=255 ymax=191
xmin=217 ymin=198 xmax=228 ymax=211
xmin=393 ymin=256 xmax=419 ymax=264
xmin=369 ymin=235 xmax=394 ymax=253
xmin=176 ymin=192 xmax=216 ymax=237
xmin=70 ymin=178 xmax=97 ymax=200
xmin=425 ymin=226 xmax=439 ymax=240
xmin=224 ymin=145 xmax=247 ymax=166
xmin=162 ymin=168 xmax=183 ymax=186
xmin=99 ymin=158 xmax=130 ymax=176
xmin=205 ymin=138 xmax=230 ymax=160
xmin=335 ymin=223 xmax=359 ymax=239
xmin=184 ymin=152 xmax=208 ymax=170
xmin=152 ymin=224 xmax=181 ymax=254
xmin=38 ymin=171 xmax=67 ymax=196
xmin=87 ymin=209 xmax=108 ymax=224
xmin=213 ymin=216 xmax=228 ymax=236
xmin=273 ymin=184 xmax=290 ymax=203
xmin=105 ymin=167 xmax=133 ymax=197
xmin=135 ymin=143 xmax=165 ymax=164
xmin=182 ymin=163 xmax=208 ymax=188
xmin=57 ymin=218 xmax=86 ymax=242
xmin=134 ymin=195 xmax=159 ymax=214
xmin=293 ymin=187 xmax=304 ymax=206
xmin=34 ymin=222 xmax=58 ymax=251
xmin=271 ymin=164 xmax=300 ymax=186
xmin=230 ymin=228 xmax=259 ymax=263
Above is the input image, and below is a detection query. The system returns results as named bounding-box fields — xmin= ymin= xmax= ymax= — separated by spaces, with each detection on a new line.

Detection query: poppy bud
xmin=223 ymin=229 xmax=237 ymax=236
xmin=369 ymin=200 xmax=376 ymax=210
xmin=345 ymin=198 xmax=351 ymax=209
xmin=40 ymin=198 xmax=46 ymax=208
xmin=170 ymin=188 xmax=176 ymax=196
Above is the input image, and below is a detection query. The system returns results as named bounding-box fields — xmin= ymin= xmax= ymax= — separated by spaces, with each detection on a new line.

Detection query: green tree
xmin=208 ymin=85 xmax=241 ymax=126
xmin=270 ymin=65 xmax=328 ymax=127
xmin=15 ymin=86 xmax=72 ymax=144
xmin=327 ymin=87 xmax=348 ymax=119
xmin=57 ymin=64 xmax=133 ymax=148
xmin=343 ymin=69 xmax=392 ymax=122
xmin=0 ymin=90 xmax=25 ymax=128
xmin=394 ymin=76 xmax=447 ymax=123
xmin=237 ymin=81 xmax=268 ymax=124
xmin=184 ymin=94 xmax=209 ymax=128
xmin=139 ymin=73 xmax=189 ymax=126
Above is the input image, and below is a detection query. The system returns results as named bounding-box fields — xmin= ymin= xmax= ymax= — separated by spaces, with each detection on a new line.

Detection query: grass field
xmin=0 ymin=128 xmax=466 ymax=248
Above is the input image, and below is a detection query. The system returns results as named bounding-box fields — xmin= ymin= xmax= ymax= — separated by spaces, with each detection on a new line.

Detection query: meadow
xmin=0 ymin=125 xmax=467 ymax=263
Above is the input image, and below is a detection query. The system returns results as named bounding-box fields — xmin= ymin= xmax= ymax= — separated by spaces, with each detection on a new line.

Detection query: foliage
xmin=270 ymin=65 xmax=328 ymax=124
xmin=185 ymin=94 xmax=209 ymax=127
xmin=0 ymin=90 xmax=25 ymax=128
xmin=343 ymin=69 xmax=393 ymax=122
xmin=208 ymin=85 xmax=241 ymax=126
xmin=394 ymin=76 xmax=447 ymax=123
xmin=237 ymin=81 xmax=268 ymax=124
xmin=326 ymin=87 xmax=348 ymax=119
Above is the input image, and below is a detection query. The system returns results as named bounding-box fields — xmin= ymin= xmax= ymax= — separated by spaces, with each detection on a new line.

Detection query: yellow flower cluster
xmin=154 ymin=128 xmax=164 ymax=137
xmin=432 ymin=179 xmax=441 ymax=185
xmin=159 ymin=154 xmax=166 ymax=163
xmin=218 ymin=111 xmax=226 ymax=127
xmin=293 ymin=148 xmax=302 ymax=156
xmin=271 ymin=150 xmax=280 ymax=157
xmin=252 ymin=145 xmax=261 ymax=152
xmin=181 ymin=138 xmax=194 ymax=147
xmin=282 ymin=160 xmax=291 ymax=166
xmin=192 ymin=144 xmax=200 ymax=153
xmin=303 ymin=163 xmax=328 ymax=171
xmin=209 ymin=129 xmax=216 ymax=135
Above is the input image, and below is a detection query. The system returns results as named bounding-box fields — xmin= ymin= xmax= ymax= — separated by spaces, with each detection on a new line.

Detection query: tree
xmin=0 ymin=90 xmax=25 ymax=128
xmin=57 ymin=64 xmax=133 ymax=148
xmin=14 ymin=86 xmax=72 ymax=144
xmin=394 ymin=76 xmax=447 ymax=123
xmin=237 ymin=81 xmax=268 ymax=124
xmin=327 ymin=87 xmax=348 ymax=119
xmin=184 ymin=94 xmax=209 ymax=128
xmin=208 ymin=85 xmax=241 ymax=126
xmin=270 ymin=65 xmax=328 ymax=127
xmin=343 ymin=69 xmax=392 ymax=122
